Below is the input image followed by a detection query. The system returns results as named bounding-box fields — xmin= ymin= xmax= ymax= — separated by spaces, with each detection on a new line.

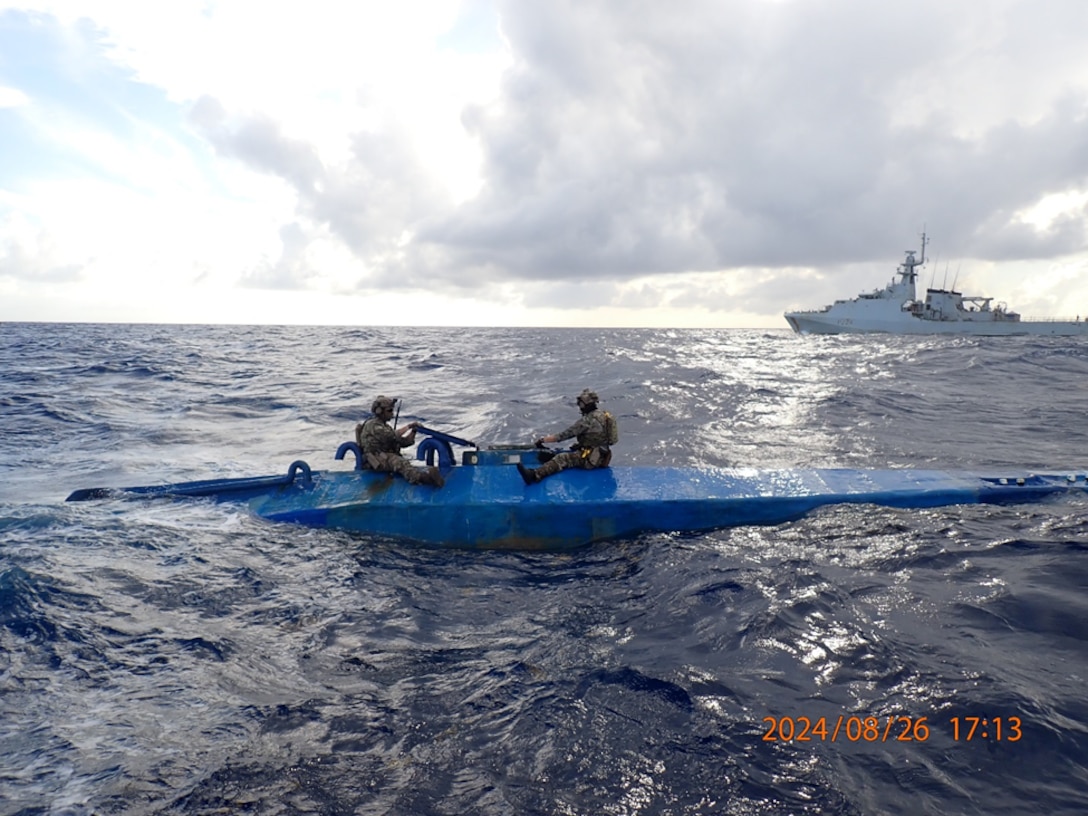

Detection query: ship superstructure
xmin=784 ymin=234 xmax=1087 ymax=335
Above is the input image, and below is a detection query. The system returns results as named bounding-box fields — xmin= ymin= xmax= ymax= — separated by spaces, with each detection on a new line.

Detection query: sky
xmin=3 ymin=0 xmax=1088 ymax=328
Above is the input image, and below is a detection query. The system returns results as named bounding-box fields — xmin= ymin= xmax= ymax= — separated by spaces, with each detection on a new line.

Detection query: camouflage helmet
xmin=576 ymin=388 xmax=599 ymax=407
xmin=371 ymin=395 xmax=397 ymax=414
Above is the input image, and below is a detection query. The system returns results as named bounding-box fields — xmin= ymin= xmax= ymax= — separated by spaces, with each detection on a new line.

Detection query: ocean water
xmin=1 ymin=322 xmax=1087 ymax=816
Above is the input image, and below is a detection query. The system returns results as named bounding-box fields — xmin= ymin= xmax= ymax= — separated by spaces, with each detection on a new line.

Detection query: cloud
xmin=193 ymin=0 xmax=1080 ymax=311
xmin=0 ymin=85 xmax=28 ymax=107
xmin=190 ymin=96 xmax=325 ymax=195
xmin=240 ymin=222 xmax=319 ymax=290
xmin=412 ymin=0 xmax=1088 ymax=287
xmin=6 ymin=0 xmax=1088 ymax=326
xmin=0 ymin=219 xmax=86 ymax=282
xmin=189 ymin=96 xmax=452 ymax=290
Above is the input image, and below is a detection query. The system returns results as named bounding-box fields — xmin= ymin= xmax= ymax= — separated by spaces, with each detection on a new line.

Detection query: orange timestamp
xmin=762 ymin=715 xmax=1023 ymax=743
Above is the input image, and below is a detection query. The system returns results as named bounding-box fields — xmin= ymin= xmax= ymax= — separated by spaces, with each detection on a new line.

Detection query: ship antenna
xmin=926 ymin=251 xmax=939 ymax=289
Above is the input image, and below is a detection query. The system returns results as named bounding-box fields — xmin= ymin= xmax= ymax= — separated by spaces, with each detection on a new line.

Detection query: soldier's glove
xmin=534 ymin=438 xmax=546 ymax=448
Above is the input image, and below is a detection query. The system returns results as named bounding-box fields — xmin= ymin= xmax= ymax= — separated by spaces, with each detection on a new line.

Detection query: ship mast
xmin=902 ymin=231 xmax=927 ymax=283
xmin=894 ymin=231 xmax=927 ymax=308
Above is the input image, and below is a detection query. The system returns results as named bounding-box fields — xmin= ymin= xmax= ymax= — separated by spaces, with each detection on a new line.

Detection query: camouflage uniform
xmin=534 ymin=409 xmax=614 ymax=477
xmin=356 ymin=396 xmax=444 ymax=487
xmin=518 ymin=389 xmax=617 ymax=484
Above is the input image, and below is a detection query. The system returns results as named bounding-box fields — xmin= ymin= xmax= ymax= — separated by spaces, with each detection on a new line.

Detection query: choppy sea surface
xmin=2 ymin=322 xmax=1087 ymax=816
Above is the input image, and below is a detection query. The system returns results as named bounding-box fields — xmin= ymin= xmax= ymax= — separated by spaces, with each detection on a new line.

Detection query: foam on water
xmin=2 ymin=323 xmax=1087 ymax=815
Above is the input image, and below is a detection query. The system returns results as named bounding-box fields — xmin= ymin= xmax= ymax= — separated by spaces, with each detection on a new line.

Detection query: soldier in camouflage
xmin=355 ymin=396 xmax=445 ymax=488
xmin=517 ymin=388 xmax=618 ymax=485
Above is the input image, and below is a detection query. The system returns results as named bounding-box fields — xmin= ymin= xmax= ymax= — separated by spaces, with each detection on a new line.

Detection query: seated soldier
xmin=517 ymin=388 xmax=617 ymax=485
xmin=356 ymin=396 xmax=444 ymax=488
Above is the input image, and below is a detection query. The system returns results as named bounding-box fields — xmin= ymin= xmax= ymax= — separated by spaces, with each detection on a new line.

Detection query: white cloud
xmin=0 ymin=84 xmax=28 ymax=107
xmin=3 ymin=0 xmax=1088 ymax=326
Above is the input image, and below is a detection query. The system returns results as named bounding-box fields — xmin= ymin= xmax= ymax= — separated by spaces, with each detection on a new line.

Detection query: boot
xmin=425 ymin=467 xmax=445 ymax=488
xmin=516 ymin=462 xmax=540 ymax=485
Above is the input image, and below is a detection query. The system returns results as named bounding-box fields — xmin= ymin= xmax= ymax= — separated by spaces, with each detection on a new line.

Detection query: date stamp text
xmin=761 ymin=715 xmax=1022 ymax=743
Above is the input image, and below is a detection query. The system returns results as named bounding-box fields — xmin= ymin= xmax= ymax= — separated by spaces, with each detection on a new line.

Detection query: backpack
xmin=602 ymin=411 xmax=619 ymax=445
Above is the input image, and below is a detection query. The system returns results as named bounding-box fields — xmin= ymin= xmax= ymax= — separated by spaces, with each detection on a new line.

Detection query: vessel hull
xmin=68 ymin=464 xmax=1088 ymax=550
xmin=784 ymin=233 xmax=1088 ymax=336
xmin=785 ymin=312 xmax=1088 ymax=336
